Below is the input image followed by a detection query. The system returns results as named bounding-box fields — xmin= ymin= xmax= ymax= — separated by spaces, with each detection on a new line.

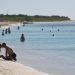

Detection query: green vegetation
xmin=0 ymin=14 xmax=70 ymax=22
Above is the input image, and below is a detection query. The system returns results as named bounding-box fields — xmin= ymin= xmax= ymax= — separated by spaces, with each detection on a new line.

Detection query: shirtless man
xmin=0 ymin=43 xmax=17 ymax=61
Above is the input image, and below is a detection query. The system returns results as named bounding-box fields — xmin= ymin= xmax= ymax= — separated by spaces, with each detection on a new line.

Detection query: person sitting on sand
xmin=0 ymin=43 xmax=17 ymax=61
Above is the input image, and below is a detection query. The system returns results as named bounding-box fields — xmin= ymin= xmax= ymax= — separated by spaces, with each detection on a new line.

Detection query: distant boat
xmin=23 ymin=21 xmax=33 ymax=25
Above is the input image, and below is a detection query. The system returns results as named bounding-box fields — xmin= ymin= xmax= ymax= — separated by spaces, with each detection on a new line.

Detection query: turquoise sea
xmin=0 ymin=22 xmax=75 ymax=75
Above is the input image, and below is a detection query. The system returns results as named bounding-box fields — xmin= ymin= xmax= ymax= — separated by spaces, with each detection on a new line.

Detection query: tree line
xmin=0 ymin=14 xmax=70 ymax=22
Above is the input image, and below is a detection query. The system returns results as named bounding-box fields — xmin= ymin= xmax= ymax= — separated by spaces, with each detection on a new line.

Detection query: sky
xmin=0 ymin=0 xmax=75 ymax=20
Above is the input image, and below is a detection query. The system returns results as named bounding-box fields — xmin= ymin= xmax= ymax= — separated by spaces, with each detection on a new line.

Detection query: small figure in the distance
xmin=2 ymin=29 xmax=4 ymax=36
xmin=8 ymin=27 xmax=11 ymax=34
xmin=50 ymin=30 xmax=51 ymax=32
xmin=5 ymin=28 xmax=8 ymax=34
xmin=20 ymin=33 xmax=25 ymax=42
xmin=17 ymin=26 xmax=20 ymax=30
xmin=41 ymin=28 xmax=43 ymax=31
xmin=57 ymin=29 xmax=60 ymax=32
xmin=52 ymin=34 xmax=54 ymax=37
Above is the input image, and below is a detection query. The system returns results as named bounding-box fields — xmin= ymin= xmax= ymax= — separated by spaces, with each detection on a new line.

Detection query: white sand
xmin=0 ymin=59 xmax=49 ymax=75
xmin=0 ymin=22 xmax=22 ymax=29
xmin=0 ymin=22 xmax=21 ymax=26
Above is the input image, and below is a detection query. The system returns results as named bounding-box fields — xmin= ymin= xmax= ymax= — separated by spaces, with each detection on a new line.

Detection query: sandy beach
xmin=0 ymin=21 xmax=22 ymax=27
xmin=0 ymin=21 xmax=22 ymax=29
xmin=0 ymin=59 xmax=49 ymax=75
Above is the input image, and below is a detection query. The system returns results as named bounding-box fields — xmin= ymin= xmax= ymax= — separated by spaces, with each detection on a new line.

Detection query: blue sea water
xmin=0 ymin=22 xmax=75 ymax=75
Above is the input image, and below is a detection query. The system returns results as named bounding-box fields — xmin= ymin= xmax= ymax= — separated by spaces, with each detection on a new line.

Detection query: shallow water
xmin=0 ymin=22 xmax=75 ymax=75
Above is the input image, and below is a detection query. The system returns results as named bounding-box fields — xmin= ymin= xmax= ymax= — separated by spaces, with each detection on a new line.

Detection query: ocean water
xmin=0 ymin=22 xmax=75 ymax=75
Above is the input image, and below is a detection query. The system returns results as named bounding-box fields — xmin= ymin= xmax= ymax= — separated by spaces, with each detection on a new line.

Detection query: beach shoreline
xmin=0 ymin=59 xmax=49 ymax=75
xmin=0 ymin=21 xmax=75 ymax=28
xmin=0 ymin=21 xmax=22 ymax=27
xmin=0 ymin=21 xmax=22 ymax=29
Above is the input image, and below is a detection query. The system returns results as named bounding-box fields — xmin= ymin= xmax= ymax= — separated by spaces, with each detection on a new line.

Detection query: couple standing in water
xmin=0 ymin=43 xmax=17 ymax=61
